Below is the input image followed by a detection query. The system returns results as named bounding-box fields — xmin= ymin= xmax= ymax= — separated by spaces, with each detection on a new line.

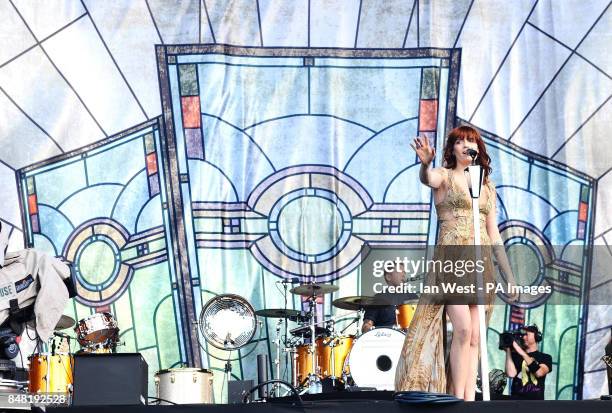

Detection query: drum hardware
xmin=260 ymin=286 xmax=381 ymax=393
xmin=289 ymin=325 xmax=328 ymax=338
xmin=291 ymin=310 xmax=360 ymax=389
xmin=338 ymin=312 xmax=362 ymax=336
xmin=257 ymin=280 xmax=304 ymax=398
xmin=76 ymin=338 xmax=125 ymax=354
xmin=289 ymin=283 xmax=339 ymax=393
xmin=256 ymin=305 xmax=308 ymax=396
xmin=254 ymin=308 xmax=305 ymax=321
xmin=268 ymin=318 xmax=286 ymax=397
xmin=305 ymin=294 xmax=319 ymax=393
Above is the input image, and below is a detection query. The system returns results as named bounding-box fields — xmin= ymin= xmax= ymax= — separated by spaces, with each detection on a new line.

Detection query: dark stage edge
xmin=43 ymin=392 xmax=611 ymax=413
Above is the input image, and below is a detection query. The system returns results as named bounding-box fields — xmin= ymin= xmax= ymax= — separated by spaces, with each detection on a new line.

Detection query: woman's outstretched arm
xmin=411 ymin=136 xmax=444 ymax=188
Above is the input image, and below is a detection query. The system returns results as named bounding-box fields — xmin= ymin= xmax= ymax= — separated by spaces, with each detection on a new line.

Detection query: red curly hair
xmin=442 ymin=126 xmax=492 ymax=183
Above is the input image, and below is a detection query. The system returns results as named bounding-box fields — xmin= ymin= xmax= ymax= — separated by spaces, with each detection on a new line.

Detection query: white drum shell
xmin=155 ymin=368 xmax=213 ymax=404
xmin=345 ymin=328 xmax=405 ymax=390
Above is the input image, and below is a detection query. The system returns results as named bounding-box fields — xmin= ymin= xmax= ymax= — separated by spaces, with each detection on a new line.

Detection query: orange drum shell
xmin=295 ymin=336 xmax=354 ymax=384
xmin=397 ymin=304 xmax=416 ymax=329
xmin=295 ymin=343 xmax=313 ymax=385
xmin=28 ymin=353 xmax=73 ymax=394
xmin=317 ymin=336 xmax=354 ymax=379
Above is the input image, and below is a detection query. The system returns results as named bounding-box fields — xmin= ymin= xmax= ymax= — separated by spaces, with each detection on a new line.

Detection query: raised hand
xmin=410 ymin=136 xmax=435 ymax=166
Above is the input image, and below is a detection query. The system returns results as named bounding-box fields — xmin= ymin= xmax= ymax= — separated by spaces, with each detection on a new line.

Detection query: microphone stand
xmin=464 ymin=152 xmax=490 ymax=401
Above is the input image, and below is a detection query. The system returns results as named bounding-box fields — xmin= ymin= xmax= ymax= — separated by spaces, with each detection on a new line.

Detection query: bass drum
xmin=344 ymin=328 xmax=405 ymax=390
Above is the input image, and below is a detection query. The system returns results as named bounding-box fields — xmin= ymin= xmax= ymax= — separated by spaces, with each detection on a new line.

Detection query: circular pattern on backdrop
xmin=269 ymin=188 xmax=352 ymax=263
xmin=248 ymin=166 xmax=373 ymax=282
xmin=63 ymin=220 xmax=132 ymax=307
xmin=498 ymin=220 xmax=554 ymax=307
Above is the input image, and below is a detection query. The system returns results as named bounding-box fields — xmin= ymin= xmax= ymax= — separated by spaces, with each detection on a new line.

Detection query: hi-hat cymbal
xmin=290 ymin=283 xmax=339 ymax=297
xmin=255 ymin=308 xmax=302 ymax=319
xmin=332 ymin=296 xmax=390 ymax=311
xmin=55 ymin=315 xmax=76 ymax=330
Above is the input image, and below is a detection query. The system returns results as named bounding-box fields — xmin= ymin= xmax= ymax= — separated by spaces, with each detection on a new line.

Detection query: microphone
xmin=277 ymin=277 xmax=300 ymax=284
xmin=466 ymin=148 xmax=478 ymax=158
xmin=53 ymin=331 xmax=72 ymax=339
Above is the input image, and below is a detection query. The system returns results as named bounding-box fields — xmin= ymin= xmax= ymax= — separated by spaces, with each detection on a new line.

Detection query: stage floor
xmin=41 ymin=393 xmax=611 ymax=413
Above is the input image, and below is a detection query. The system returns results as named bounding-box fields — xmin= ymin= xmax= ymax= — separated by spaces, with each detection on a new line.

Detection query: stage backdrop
xmin=1 ymin=0 xmax=610 ymax=401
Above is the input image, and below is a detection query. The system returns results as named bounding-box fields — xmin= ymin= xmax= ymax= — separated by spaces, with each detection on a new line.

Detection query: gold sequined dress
xmin=394 ymin=167 xmax=496 ymax=393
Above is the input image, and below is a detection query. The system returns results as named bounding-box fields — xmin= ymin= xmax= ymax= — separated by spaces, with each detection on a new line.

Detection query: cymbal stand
xmin=339 ymin=311 xmax=363 ymax=335
xmin=272 ymin=318 xmax=283 ymax=397
xmin=327 ymin=320 xmax=337 ymax=387
xmin=307 ymin=295 xmax=320 ymax=393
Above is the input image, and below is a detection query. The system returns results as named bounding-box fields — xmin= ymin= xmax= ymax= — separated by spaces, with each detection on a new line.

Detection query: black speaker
xmin=72 ymin=353 xmax=148 ymax=406
xmin=228 ymin=380 xmax=253 ymax=404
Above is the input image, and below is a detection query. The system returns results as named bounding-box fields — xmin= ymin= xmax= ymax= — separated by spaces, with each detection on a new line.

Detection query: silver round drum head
xmin=199 ymin=294 xmax=257 ymax=350
xmin=346 ymin=328 xmax=405 ymax=390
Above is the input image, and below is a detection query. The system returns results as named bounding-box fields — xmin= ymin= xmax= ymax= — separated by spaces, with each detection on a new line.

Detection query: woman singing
xmin=394 ymin=125 xmax=517 ymax=400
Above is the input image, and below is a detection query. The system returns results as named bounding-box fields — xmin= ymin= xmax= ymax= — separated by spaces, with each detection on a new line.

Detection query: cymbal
xmin=290 ymin=283 xmax=339 ymax=297
xmin=289 ymin=325 xmax=328 ymax=338
xmin=55 ymin=315 xmax=76 ymax=330
xmin=332 ymin=296 xmax=390 ymax=311
xmin=255 ymin=308 xmax=302 ymax=319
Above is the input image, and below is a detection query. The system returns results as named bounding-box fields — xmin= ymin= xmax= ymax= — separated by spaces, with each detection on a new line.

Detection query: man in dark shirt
xmin=505 ymin=325 xmax=552 ymax=400
xmin=361 ymin=267 xmax=405 ymax=333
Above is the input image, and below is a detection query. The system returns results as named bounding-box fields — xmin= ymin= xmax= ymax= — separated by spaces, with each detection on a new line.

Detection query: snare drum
xmin=74 ymin=312 xmax=119 ymax=346
xmin=343 ymin=328 xmax=405 ymax=390
xmin=155 ymin=368 xmax=213 ymax=404
xmin=28 ymin=353 xmax=73 ymax=393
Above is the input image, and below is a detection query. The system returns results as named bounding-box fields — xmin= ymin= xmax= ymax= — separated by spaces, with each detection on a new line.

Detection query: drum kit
xmin=255 ymin=281 xmax=417 ymax=393
xmin=27 ymin=312 xmax=120 ymax=395
xmin=23 ymin=284 xmax=416 ymax=401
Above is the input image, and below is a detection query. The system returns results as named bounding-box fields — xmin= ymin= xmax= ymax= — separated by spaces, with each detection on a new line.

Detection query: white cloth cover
xmin=0 ymin=249 xmax=71 ymax=341
xmin=0 ymin=222 xmax=10 ymax=268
